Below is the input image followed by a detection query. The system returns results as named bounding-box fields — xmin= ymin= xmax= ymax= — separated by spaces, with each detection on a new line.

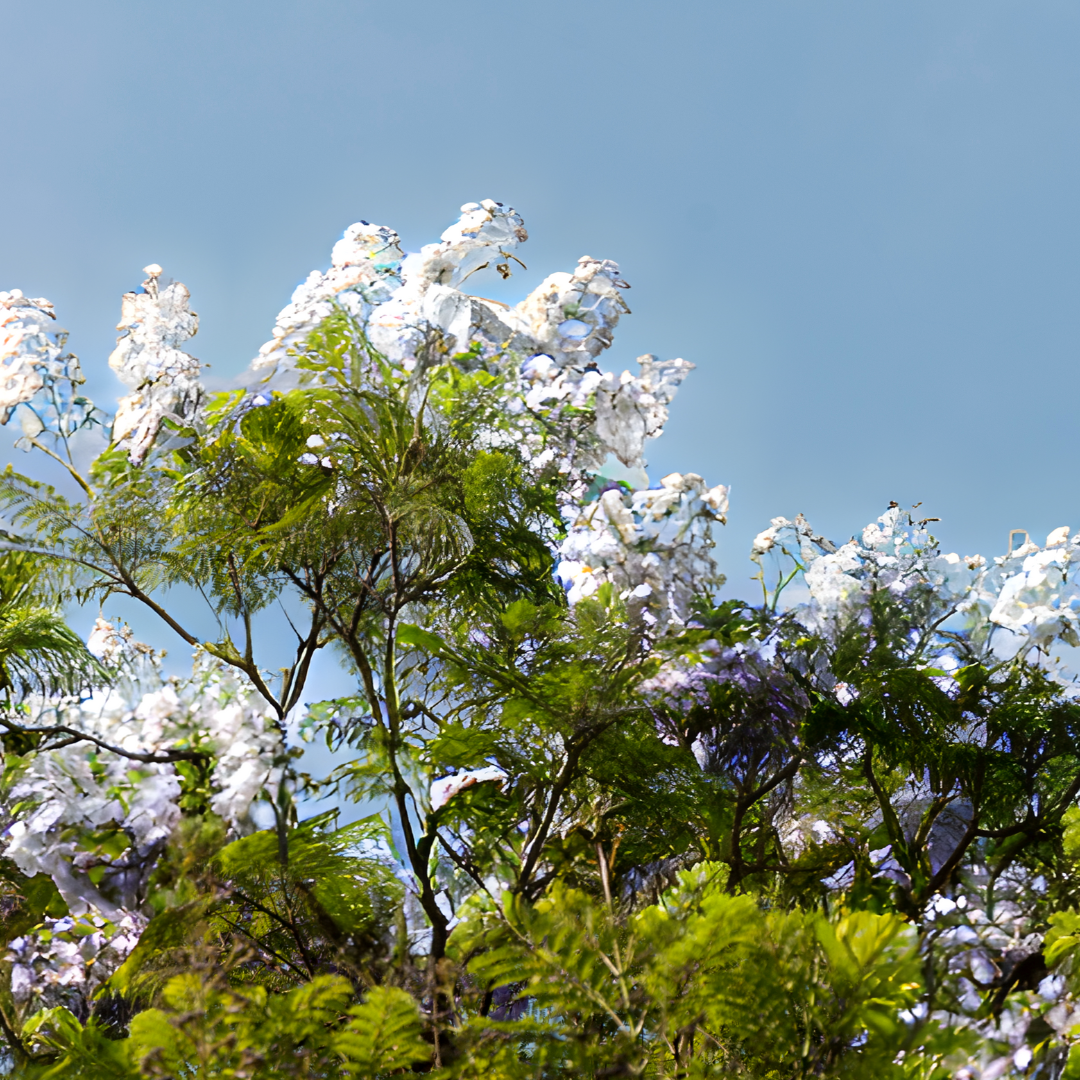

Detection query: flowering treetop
xmin=2 ymin=200 xmax=1080 ymax=1079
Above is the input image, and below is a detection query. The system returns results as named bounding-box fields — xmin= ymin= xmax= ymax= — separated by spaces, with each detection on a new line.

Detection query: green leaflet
xmin=21 ymin=973 xmax=427 ymax=1078
xmin=454 ymin=868 xmax=963 ymax=1080
xmin=126 ymin=973 xmax=425 ymax=1078
xmin=335 ymin=986 xmax=428 ymax=1075
xmin=21 ymin=1007 xmax=136 ymax=1080
xmin=395 ymin=622 xmax=446 ymax=655
xmin=105 ymin=898 xmax=214 ymax=1002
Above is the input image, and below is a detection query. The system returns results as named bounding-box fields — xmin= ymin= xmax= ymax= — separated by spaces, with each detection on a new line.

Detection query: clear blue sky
xmin=3 ymin=1 xmax=1079 ymax=595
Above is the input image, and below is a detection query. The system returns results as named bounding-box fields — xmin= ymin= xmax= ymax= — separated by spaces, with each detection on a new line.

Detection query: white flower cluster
xmin=247 ymin=200 xmax=730 ymax=638
xmin=8 ymin=909 xmax=146 ymax=1011
xmin=1 ymin=634 xmax=286 ymax=1015
xmin=967 ymin=529 xmax=1080 ymax=648
xmin=592 ymin=356 xmax=695 ymax=469
xmin=757 ymin=507 xmax=1080 ymax=659
xmin=743 ymin=510 xmax=1080 ymax=1077
xmin=0 ymin=289 xmax=91 ymax=449
xmin=109 ymin=265 xmax=202 ymax=465
xmin=364 ymin=200 xmax=530 ymax=364
xmin=202 ymin=687 xmax=285 ymax=827
xmin=4 ymin=638 xmax=284 ymax=913
xmin=555 ymin=472 xmax=729 ymax=630
xmin=101 ymin=649 xmax=286 ymax=828
xmin=86 ymin=614 xmax=130 ymax=663
xmin=254 ymin=222 xmax=405 ymax=372
xmin=5 ymin=737 xmax=180 ymax=917
xmin=251 ymin=200 xmax=697 ymax=477
xmin=0 ymin=291 xmax=64 ymax=425
xmin=429 ymin=765 xmax=508 ymax=812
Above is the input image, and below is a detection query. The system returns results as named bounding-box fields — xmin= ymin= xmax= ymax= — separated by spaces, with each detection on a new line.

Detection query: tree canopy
xmin=1 ymin=200 xmax=1080 ymax=1078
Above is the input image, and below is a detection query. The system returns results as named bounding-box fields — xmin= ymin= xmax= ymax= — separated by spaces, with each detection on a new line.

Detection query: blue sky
xmin=3 ymin=1 xmax=1080 ymax=598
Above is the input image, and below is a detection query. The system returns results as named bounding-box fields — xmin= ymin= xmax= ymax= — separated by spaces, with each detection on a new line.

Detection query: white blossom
xmin=987 ymin=545 xmax=1080 ymax=642
xmin=205 ymin=696 xmax=283 ymax=827
xmin=8 ymin=908 xmax=146 ymax=1011
xmin=254 ymin=222 xmax=404 ymax=371
xmin=751 ymin=527 xmax=778 ymax=556
xmin=0 ymin=291 xmax=61 ymax=423
xmin=2 ymin=654 xmax=284 ymax=920
xmin=86 ymin=615 xmax=126 ymax=662
xmin=0 ymin=290 xmax=90 ymax=445
xmin=5 ymin=736 xmax=181 ymax=916
xmin=592 ymin=356 xmax=695 ymax=468
xmin=109 ymin=264 xmax=202 ymax=464
xmin=556 ymin=472 xmax=728 ymax=631
xmin=510 ymin=255 xmax=627 ymax=368
xmin=751 ymin=505 xmax=1080 ymax=673
xmin=429 ymin=766 xmax=508 ymax=812
xmin=250 ymin=200 xmax=696 ymax=478
xmin=1047 ymin=525 xmax=1071 ymax=548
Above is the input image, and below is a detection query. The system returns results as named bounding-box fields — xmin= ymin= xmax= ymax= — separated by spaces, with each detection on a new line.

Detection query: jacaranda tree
xmin=2 ymin=200 xmax=1080 ymax=1078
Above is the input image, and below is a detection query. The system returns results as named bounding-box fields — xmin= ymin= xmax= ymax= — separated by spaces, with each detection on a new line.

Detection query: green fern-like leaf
xmin=335 ymin=986 xmax=428 ymax=1075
